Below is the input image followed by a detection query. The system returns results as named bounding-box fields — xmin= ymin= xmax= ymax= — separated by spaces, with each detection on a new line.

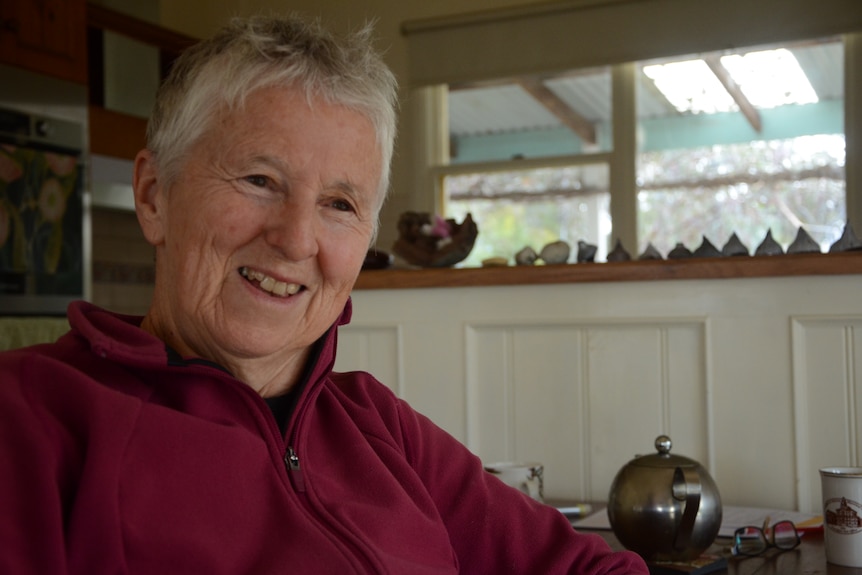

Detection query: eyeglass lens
xmin=771 ymin=521 xmax=800 ymax=549
xmin=733 ymin=521 xmax=800 ymax=556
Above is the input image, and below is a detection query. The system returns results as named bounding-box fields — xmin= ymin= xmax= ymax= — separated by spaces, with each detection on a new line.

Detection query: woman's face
xmin=135 ymin=85 xmax=381 ymax=369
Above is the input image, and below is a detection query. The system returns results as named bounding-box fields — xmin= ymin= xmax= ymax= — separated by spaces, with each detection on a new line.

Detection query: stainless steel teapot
xmin=607 ymin=435 xmax=722 ymax=562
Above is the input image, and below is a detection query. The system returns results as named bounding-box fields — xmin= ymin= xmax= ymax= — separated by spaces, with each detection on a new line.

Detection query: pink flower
xmin=38 ymin=178 xmax=66 ymax=222
xmin=429 ymin=215 xmax=452 ymax=238
xmin=0 ymin=152 xmax=22 ymax=184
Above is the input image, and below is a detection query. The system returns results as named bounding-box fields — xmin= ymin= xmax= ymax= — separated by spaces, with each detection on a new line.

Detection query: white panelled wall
xmin=335 ymin=274 xmax=862 ymax=513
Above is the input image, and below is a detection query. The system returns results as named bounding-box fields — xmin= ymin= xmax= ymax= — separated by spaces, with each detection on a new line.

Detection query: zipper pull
xmin=285 ymin=446 xmax=306 ymax=492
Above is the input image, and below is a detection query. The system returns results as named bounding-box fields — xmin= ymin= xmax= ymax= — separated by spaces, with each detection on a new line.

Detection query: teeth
xmin=240 ymin=267 xmax=301 ymax=297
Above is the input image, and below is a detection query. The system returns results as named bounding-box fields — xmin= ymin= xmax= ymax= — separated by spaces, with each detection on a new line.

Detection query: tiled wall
xmin=91 ymin=208 xmax=154 ymax=315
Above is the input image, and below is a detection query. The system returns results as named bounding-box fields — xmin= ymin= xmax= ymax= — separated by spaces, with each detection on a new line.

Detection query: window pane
xmin=636 ymin=38 xmax=845 ymax=255
xmin=448 ymin=67 xmax=612 ymax=164
xmin=445 ymin=165 xmax=610 ymax=267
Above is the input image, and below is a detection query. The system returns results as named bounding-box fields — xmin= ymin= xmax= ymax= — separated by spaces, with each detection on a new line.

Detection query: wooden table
xmin=589 ymin=527 xmax=862 ymax=575
xmin=550 ymin=501 xmax=862 ymax=575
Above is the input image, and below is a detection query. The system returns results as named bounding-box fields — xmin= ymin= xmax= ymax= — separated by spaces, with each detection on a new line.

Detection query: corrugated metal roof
xmin=545 ymin=72 xmax=612 ymax=123
xmin=448 ymin=41 xmax=843 ymax=138
xmin=448 ymin=84 xmax=559 ymax=136
xmin=793 ymin=42 xmax=843 ymax=97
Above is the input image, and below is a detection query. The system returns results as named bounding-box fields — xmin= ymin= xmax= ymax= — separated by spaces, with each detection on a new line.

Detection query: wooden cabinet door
xmin=0 ymin=0 xmax=87 ymax=84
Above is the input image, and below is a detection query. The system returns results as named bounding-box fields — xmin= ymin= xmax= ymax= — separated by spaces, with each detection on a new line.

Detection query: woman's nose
xmin=263 ymin=199 xmax=319 ymax=260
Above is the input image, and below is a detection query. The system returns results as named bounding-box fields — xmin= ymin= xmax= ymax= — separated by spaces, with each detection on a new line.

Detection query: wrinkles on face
xmin=143 ymin=86 xmax=382 ymax=393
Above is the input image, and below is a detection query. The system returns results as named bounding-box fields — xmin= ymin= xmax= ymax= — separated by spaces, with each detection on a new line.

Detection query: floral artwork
xmin=0 ymin=143 xmax=83 ymax=296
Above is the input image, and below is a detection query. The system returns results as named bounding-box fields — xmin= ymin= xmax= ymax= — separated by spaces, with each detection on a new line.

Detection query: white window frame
xmin=405 ymin=1 xmax=862 ymax=252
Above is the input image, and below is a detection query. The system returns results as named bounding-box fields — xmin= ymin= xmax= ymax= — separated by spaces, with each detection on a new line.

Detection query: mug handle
xmin=523 ymin=477 xmax=541 ymax=500
xmin=523 ymin=466 xmax=544 ymax=501
xmin=671 ymin=466 xmax=702 ymax=552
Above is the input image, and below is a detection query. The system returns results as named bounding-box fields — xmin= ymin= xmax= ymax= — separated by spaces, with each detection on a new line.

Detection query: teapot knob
xmin=655 ymin=435 xmax=672 ymax=455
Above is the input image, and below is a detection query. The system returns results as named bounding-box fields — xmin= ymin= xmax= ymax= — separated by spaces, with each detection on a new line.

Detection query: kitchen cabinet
xmin=0 ymin=0 xmax=87 ymax=84
xmin=86 ymin=4 xmax=196 ymax=160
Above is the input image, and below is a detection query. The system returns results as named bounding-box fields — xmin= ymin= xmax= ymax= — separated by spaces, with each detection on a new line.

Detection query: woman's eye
xmin=331 ymin=199 xmax=355 ymax=213
xmin=244 ymin=175 xmax=270 ymax=188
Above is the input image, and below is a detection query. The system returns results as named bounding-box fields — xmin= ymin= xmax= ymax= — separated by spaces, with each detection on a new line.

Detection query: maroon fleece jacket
xmin=0 ymin=300 xmax=647 ymax=574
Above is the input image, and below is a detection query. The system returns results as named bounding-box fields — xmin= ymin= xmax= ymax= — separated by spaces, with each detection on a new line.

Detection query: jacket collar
xmin=65 ymin=298 xmax=352 ymax=377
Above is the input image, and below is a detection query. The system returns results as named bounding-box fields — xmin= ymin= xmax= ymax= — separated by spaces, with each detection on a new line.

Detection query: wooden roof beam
xmin=703 ymin=54 xmax=762 ymax=133
xmin=517 ymin=78 xmax=597 ymax=145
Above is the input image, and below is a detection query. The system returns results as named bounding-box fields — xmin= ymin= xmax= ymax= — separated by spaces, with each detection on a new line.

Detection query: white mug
xmin=819 ymin=467 xmax=862 ymax=567
xmin=484 ymin=461 xmax=544 ymax=501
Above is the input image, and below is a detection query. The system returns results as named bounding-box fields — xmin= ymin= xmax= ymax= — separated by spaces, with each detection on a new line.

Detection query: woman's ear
xmin=133 ymin=149 xmax=166 ymax=247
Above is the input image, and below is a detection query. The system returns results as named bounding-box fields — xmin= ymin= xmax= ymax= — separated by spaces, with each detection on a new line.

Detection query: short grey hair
xmin=147 ymin=14 xmax=398 ymax=217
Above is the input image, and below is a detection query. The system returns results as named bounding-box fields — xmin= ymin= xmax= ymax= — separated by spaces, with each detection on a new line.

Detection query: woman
xmin=0 ymin=14 xmax=647 ymax=574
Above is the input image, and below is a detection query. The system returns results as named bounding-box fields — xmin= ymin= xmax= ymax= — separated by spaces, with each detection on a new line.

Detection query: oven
xmin=0 ymin=106 xmax=85 ymax=316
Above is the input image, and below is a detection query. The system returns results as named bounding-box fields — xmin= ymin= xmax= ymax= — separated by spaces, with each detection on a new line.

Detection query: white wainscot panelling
xmin=793 ymin=316 xmax=862 ymax=514
xmin=342 ymin=274 xmax=862 ymax=511
xmin=465 ymin=319 xmax=708 ymax=501
xmin=334 ymin=325 xmax=403 ymax=396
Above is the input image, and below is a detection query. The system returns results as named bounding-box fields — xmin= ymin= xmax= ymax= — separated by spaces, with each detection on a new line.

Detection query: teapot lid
xmin=628 ymin=435 xmax=700 ymax=468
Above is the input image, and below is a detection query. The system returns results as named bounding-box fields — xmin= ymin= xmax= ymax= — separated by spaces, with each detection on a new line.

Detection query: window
xmin=443 ymin=67 xmax=613 ymax=266
xmin=439 ymin=37 xmax=845 ymax=262
xmin=445 ymin=164 xmax=610 ymax=267
xmin=448 ymin=68 xmax=613 ymax=163
xmin=636 ymin=39 xmax=845 ymax=254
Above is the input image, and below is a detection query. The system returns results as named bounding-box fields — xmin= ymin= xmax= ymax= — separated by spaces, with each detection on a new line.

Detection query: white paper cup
xmin=484 ymin=461 xmax=544 ymax=501
xmin=819 ymin=467 xmax=862 ymax=567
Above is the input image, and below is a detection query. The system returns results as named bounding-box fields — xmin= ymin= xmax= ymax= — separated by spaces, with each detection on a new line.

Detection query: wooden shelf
xmin=354 ymin=251 xmax=862 ymax=290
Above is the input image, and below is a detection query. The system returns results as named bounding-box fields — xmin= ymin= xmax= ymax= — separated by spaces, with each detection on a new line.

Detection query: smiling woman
xmin=134 ymin=84 xmax=382 ymax=391
xmin=0 ymin=13 xmax=647 ymax=575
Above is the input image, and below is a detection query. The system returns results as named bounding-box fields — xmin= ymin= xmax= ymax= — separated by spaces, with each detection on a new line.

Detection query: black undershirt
xmin=165 ymin=337 xmax=325 ymax=436
xmin=261 ymin=338 xmax=324 ymax=435
xmin=264 ymin=386 xmax=302 ymax=435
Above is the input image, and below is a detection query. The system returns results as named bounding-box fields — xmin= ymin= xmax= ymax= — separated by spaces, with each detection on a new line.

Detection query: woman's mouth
xmin=239 ymin=266 xmax=302 ymax=297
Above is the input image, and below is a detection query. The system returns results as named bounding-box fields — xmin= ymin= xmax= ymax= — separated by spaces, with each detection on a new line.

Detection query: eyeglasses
xmin=732 ymin=519 xmax=801 ymax=557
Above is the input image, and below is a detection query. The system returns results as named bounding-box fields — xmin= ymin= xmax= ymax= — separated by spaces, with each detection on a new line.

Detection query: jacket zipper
xmin=164 ymin=345 xmax=382 ymax=572
xmin=284 ymin=446 xmax=306 ymax=492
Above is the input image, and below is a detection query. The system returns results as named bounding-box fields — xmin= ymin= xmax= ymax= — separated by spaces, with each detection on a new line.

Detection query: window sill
xmin=353 ymin=252 xmax=862 ymax=290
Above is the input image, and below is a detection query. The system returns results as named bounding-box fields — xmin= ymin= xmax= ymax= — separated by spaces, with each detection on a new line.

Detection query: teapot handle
xmin=671 ymin=466 xmax=702 ymax=552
